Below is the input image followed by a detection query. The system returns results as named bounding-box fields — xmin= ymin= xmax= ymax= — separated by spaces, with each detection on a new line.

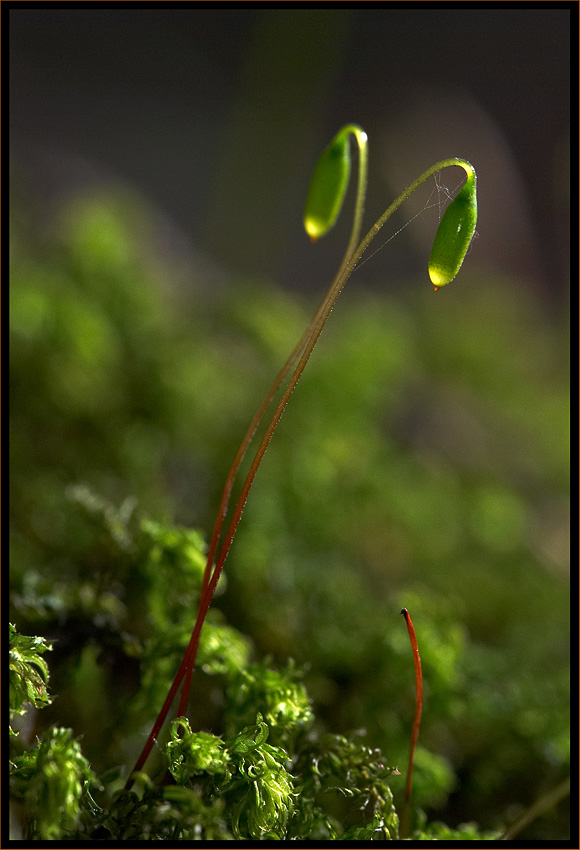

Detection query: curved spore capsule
xmin=428 ymin=168 xmax=477 ymax=288
xmin=303 ymin=131 xmax=352 ymax=242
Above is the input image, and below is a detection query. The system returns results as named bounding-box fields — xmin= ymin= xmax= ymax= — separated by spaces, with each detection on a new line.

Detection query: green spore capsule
xmin=428 ymin=168 xmax=477 ymax=289
xmin=303 ymin=130 xmax=351 ymax=242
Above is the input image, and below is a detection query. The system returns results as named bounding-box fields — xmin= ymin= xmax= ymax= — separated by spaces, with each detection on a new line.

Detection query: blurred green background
xmin=10 ymin=6 xmax=570 ymax=840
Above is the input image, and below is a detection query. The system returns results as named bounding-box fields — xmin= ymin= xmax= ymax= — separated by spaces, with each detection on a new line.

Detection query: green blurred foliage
xmin=9 ymin=188 xmax=569 ymax=839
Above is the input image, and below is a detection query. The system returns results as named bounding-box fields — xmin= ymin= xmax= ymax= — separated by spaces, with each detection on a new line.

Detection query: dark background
xmin=9 ymin=5 xmax=571 ymax=305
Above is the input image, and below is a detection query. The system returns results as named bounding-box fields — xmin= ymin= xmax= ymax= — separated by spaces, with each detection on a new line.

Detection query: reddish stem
xmin=400 ymin=607 xmax=423 ymax=839
xmin=125 ymin=324 xmax=314 ymax=787
xmin=127 ymin=251 xmax=359 ymax=787
xmin=126 ymin=213 xmax=382 ymax=787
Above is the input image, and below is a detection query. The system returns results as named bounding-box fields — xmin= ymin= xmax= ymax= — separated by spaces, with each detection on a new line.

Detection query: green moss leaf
xmin=9 ymin=624 xmax=52 ymax=725
xmin=224 ymin=714 xmax=295 ymax=839
xmin=11 ymin=727 xmax=96 ymax=840
xmin=224 ymin=661 xmax=313 ymax=750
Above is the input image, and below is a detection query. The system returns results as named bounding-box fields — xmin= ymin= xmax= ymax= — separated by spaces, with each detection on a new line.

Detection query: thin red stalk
xmin=400 ymin=607 xmax=423 ymax=839
xmin=199 ymin=327 xmax=312 ymax=604
xmin=125 ymin=278 xmax=345 ymax=785
xmin=174 ymin=194 xmax=370 ymax=721
xmin=126 ymin=157 xmax=466 ymax=790
xmin=193 ymin=128 xmax=367 ymax=618
xmin=176 ymin=258 xmax=358 ymax=711
xmin=176 ymin=129 xmax=368 ymax=659
xmin=124 ymin=333 xmax=310 ymax=786
xmin=176 ymin=329 xmax=312 ymax=719
xmin=125 ymin=258 xmax=353 ymax=789
xmin=124 ymin=552 xmax=227 ymax=786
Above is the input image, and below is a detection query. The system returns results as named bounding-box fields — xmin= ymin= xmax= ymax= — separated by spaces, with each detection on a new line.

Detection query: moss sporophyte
xmin=125 ymin=126 xmax=478 ymax=810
